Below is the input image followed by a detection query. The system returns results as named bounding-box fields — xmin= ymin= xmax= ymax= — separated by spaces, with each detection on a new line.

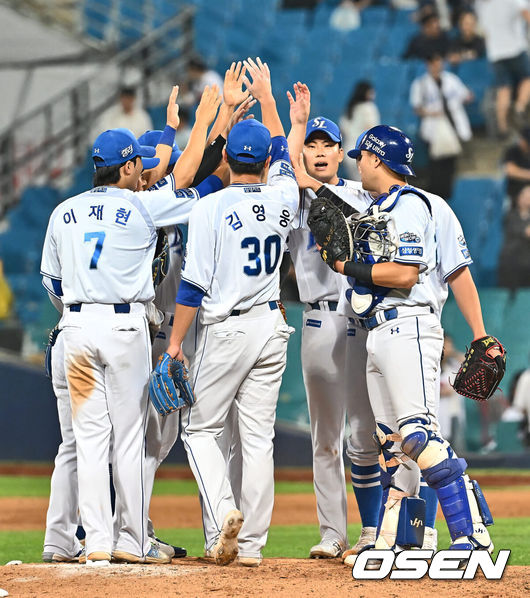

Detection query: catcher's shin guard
xmin=422 ymin=458 xmax=493 ymax=551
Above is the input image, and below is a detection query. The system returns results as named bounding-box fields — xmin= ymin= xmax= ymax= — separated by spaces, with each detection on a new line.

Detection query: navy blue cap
xmin=305 ymin=117 xmax=342 ymax=144
xmin=226 ymin=120 xmax=272 ymax=163
xmin=137 ymin=130 xmax=182 ymax=166
xmin=92 ymin=128 xmax=159 ymax=170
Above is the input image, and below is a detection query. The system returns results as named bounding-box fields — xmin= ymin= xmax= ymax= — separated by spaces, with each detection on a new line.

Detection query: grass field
xmin=1 ymin=474 xmax=530 ymax=567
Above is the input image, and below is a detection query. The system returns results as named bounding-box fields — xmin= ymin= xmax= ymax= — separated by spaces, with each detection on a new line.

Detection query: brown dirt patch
xmin=0 ymin=560 xmax=527 ymax=598
xmin=1 ymin=488 xmax=529 ymax=532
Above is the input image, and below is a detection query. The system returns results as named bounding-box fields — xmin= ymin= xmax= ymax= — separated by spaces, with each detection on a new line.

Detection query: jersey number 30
xmin=242 ymin=234 xmax=281 ymax=276
xmin=84 ymin=231 xmax=106 ymax=269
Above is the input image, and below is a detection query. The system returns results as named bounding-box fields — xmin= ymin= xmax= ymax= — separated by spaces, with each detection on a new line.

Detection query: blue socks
xmin=351 ymin=463 xmax=383 ymax=527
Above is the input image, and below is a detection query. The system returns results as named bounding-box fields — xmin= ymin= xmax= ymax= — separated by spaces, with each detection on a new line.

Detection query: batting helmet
xmin=347 ymin=125 xmax=415 ymax=177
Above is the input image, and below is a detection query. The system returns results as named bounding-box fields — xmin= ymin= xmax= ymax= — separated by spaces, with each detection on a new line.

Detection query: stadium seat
xmin=361 ymin=6 xmax=390 ymax=27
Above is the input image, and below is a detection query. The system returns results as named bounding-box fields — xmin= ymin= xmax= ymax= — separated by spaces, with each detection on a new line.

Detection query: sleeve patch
xmin=399 ymin=246 xmax=423 ymax=257
xmin=399 ymin=232 xmax=421 ymax=243
xmin=175 ymin=188 xmax=196 ymax=199
xmin=461 ymin=248 xmax=470 ymax=259
xmin=278 ymin=161 xmax=296 ymax=180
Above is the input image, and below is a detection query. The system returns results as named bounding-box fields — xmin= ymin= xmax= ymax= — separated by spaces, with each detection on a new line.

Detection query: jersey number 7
xmin=242 ymin=235 xmax=281 ymax=276
xmin=84 ymin=231 xmax=106 ymax=269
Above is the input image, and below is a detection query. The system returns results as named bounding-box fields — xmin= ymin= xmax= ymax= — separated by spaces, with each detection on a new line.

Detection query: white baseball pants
xmin=181 ymin=304 xmax=290 ymax=559
xmin=61 ymin=303 xmax=151 ymax=558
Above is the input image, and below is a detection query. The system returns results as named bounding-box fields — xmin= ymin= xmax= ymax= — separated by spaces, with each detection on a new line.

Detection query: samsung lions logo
xmin=121 ymin=144 xmax=133 ymax=158
xmin=458 ymin=234 xmax=467 ymax=247
xmin=406 ymin=147 xmax=414 ymax=163
xmin=312 ymin=117 xmax=326 ymax=129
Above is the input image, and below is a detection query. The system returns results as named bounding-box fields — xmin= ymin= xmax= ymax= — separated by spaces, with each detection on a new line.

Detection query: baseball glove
xmin=307 ymin=197 xmax=353 ymax=269
xmin=149 ymin=352 xmax=196 ymax=416
xmin=152 ymin=232 xmax=170 ymax=290
xmin=452 ymin=336 xmax=507 ymax=401
xmin=45 ymin=325 xmax=61 ymax=379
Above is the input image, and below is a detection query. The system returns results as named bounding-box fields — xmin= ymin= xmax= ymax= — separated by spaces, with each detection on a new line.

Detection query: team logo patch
xmin=399 ymin=246 xmax=423 ymax=256
xmin=458 ymin=234 xmax=467 ymax=247
xmin=121 ymin=144 xmax=133 ymax=158
xmin=399 ymin=232 xmax=421 ymax=243
xmin=175 ymin=188 xmax=195 ymax=198
xmin=461 ymin=248 xmax=470 ymax=259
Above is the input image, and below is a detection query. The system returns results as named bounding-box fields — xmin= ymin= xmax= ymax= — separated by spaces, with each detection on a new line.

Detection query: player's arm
xmin=335 ymin=260 xmax=420 ymax=289
xmin=286 ymin=82 xmax=311 ymax=160
xmin=447 ymin=266 xmax=487 ymax=339
xmin=206 ymin=61 xmax=249 ymax=144
xmin=191 ymin=96 xmax=256 ymax=186
xmin=243 ymin=57 xmax=284 ymax=137
xmin=171 ymin=85 xmax=221 ymax=188
xmin=143 ymin=86 xmax=180 ymax=188
xmin=504 ymin=160 xmax=530 ymax=182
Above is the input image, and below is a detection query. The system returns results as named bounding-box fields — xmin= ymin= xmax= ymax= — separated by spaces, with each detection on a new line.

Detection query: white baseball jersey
xmin=370 ymin=189 xmax=439 ymax=312
xmin=180 ymin=159 xmax=299 ymax=324
xmin=288 ymin=180 xmax=373 ymax=303
xmin=41 ymin=184 xmax=200 ymax=306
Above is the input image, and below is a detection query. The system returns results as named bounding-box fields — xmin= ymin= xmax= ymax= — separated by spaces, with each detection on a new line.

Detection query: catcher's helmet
xmin=347 ymin=125 xmax=415 ymax=177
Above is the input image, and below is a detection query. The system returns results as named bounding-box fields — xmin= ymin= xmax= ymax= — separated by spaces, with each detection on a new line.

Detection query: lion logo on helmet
xmin=405 ymin=147 xmax=414 ymax=163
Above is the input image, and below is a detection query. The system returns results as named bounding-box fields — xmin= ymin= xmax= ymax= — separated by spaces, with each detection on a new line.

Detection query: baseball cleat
xmin=238 ymin=556 xmax=262 ymax=567
xmin=421 ymin=527 xmax=438 ymax=551
xmin=341 ymin=527 xmax=377 ymax=562
xmin=150 ymin=539 xmax=174 ymax=560
xmin=82 ymin=551 xmax=111 ymax=567
xmin=309 ymin=539 xmax=345 ymax=559
xmin=113 ymin=541 xmax=172 ymax=564
xmin=154 ymin=537 xmax=187 ymax=558
xmin=42 ymin=550 xmax=81 ymax=563
xmin=211 ymin=509 xmax=244 ymax=566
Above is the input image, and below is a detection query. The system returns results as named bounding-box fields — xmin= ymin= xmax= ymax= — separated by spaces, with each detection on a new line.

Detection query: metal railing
xmin=0 ymin=5 xmax=195 ymax=211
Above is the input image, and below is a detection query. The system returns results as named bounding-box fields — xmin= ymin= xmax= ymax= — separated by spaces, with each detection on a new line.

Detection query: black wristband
xmin=343 ymin=261 xmax=374 ymax=284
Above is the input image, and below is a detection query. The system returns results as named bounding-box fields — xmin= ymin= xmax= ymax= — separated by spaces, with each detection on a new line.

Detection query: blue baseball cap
xmin=137 ymin=130 xmax=182 ymax=166
xmin=305 ymin=117 xmax=342 ymax=144
xmin=92 ymin=128 xmax=159 ymax=170
xmin=226 ymin=120 xmax=272 ymax=164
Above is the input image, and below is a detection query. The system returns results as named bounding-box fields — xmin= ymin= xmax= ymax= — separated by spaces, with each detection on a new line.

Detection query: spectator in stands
xmin=329 ymin=0 xmax=368 ymax=32
xmin=410 ymin=52 xmax=472 ymax=198
xmin=340 ymin=80 xmax=380 ymax=180
xmin=504 ymin=127 xmax=530 ymax=207
xmin=403 ymin=11 xmax=451 ymax=60
xmin=97 ymin=87 xmax=153 ymax=139
xmin=498 ymin=184 xmax=530 ymax=289
xmin=439 ymin=335 xmax=466 ymax=451
xmin=181 ymin=55 xmax=223 ymax=107
xmin=0 ymin=259 xmax=13 ymax=320
xmin=448 ymin=10 xmax=486 ymax=64
xmin=475 ymin=0 xmax=530 ymax=138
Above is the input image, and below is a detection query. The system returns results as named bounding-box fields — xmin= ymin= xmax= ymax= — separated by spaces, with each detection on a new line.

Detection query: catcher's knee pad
xmin=399 ymin=416 xmax=450 ymax=470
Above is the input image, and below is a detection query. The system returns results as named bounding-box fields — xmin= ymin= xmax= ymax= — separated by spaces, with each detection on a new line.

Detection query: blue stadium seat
xmin=380 ymin=23 xmax=418 ymax=60
xmin=81 ymin=0 xmax=111 ymax=41
xmin=456 ymin=58 xmax=493 ymax=127
xmin=361 ymin=6 xmax=390 ymax=27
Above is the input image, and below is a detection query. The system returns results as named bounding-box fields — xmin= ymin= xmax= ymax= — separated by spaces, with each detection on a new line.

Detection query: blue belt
xmin=69 ymin=303 xmax=131 ymax=314
xmin=230 ymin=301 xmax=278 ymax=317
xmin=309 ymin=301 xmax=338 ymax=311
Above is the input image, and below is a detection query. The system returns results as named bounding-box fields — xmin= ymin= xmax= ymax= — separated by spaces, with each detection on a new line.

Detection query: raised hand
xmin=242 ymin=57 xmax=272 ymax=102
xmin=287 ymin=82 xmax=310 ymax=126
xmin=225 ymin=96 xmax=257 ymax=136
xmin=223 ymin=61 xmax=250 ymax=107
xmin=195 ymin=85 xmax=222 ymax=126
xmin=291 ymin=152 xmax=319 ymax=191
xmin=166 ymin=85 xmax=180 ymax=129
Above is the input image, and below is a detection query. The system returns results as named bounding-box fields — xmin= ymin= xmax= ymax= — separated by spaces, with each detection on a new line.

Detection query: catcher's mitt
xmin=452 ymin=336 xmax=507 ymax=401
xmin=149 ymin=352 xmax=196 ymax=416
xmin=307 ymin=197 xmax=353 ymax=269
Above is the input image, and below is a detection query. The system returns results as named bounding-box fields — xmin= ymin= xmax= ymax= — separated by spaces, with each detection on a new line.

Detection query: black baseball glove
xmin=452 ymin=335 xmax=507 ymax=401
xmin=307 ymin=197 xmax=353 ymax=269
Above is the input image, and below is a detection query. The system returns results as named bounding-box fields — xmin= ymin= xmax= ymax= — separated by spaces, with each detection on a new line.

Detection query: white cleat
xmin=211 ymin=509 xmax=244 ymax=566
xmin=310 ymin=539 xmax=345 ymax=559
xmin=238 ymin=556 xmax=262 ymax=567
xmin=341 ymin=527 xmax=377 ymax=562
xmin=421 ymin=527 xmax=438 ymax=551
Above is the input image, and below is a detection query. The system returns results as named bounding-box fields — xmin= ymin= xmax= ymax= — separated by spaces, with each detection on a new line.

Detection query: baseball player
xmin=285 ymin=99 xmax=381 ymax=559
xmin=297 ymin=125 xmax=496 ymax=560
xmin=164 ymin=57 xmax=298 ymax=567
xmin=40 ymin=119 xmax=224 ymax=566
